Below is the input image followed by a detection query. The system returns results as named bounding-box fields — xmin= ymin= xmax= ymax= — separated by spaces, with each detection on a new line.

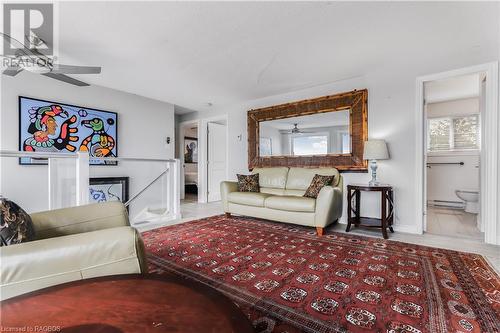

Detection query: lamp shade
xmin=363 ymin=140 xmax=389 ymax=160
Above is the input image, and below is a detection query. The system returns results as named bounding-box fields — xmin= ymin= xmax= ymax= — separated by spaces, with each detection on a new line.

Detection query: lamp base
xmin=368 ymin=159 xmax=379 ymax=186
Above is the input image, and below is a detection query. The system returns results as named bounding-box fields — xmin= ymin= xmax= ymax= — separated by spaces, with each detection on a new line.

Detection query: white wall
xmin=427 ymin=154 xmax=480 ymax=203
xmin=179 ymin=54 xmax=498 ymax=234
xmin=0 ymin=71 xmax=175 ymax=217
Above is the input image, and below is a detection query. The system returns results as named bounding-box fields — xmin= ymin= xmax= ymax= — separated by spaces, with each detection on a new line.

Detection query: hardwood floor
xmin=140 ymin=200 xmax=500 ymax=273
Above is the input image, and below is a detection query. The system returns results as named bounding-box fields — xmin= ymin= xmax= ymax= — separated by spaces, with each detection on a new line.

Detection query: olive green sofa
xmin=221 ymin=167 xmax=343 ymax=236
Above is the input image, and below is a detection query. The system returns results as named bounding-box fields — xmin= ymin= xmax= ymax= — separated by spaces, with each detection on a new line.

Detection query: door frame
xmin=198 ymin=114 xmax=229 ymax=203
xmin=414 ymin=62 xmax=499 ymax=244
xmin=178 ymin=119 xmax=201 ymax=200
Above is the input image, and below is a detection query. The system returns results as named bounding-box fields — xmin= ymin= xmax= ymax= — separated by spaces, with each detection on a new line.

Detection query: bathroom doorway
xmin=179 ymin=121 xmax=200 ymax=203
xmin=416 ymin=63 xmax=499 ymax=244
xmin=423 ymin=73 xmax=484 ymax=240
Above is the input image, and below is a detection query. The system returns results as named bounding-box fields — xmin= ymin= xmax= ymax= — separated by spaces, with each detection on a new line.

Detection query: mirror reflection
xmin=259 ymin=110 xmax=350 ymax=157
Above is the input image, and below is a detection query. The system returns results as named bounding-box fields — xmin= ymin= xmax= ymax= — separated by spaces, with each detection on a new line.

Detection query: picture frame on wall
xmin=89 ymin=177 xmax=129 ymax=208
xmin=19 ymin=96 xmax=118 ymax=165
xmin=184 ymin=136 xmax=198 ymax=163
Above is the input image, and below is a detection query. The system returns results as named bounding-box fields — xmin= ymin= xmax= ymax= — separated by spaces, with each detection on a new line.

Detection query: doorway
xmin=179 ymin=115 xmax=228 ymax=203
xmin=179 ymin=120 xmax=200 ymax=202
xmin=424 ymin=73 xmax=484 ymax=240
xmin=415 ymin=62 xmax=498 ymax=245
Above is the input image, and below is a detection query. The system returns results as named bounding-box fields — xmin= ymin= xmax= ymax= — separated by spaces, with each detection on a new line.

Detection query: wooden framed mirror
xmin=247 ymin=89 xmax=368 ymax=171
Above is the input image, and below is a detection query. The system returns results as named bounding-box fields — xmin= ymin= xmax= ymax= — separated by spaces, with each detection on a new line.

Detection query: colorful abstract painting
xmin=19 ymin=96 xmax=118 ymax=165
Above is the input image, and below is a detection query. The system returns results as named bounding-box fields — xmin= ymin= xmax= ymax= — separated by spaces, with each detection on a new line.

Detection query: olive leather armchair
xmin=0 ymin=202 xmax=147 ymax=300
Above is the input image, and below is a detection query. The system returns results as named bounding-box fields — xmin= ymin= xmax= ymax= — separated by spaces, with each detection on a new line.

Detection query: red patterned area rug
xmin=142 ymin=215 xmax=500 ymax=333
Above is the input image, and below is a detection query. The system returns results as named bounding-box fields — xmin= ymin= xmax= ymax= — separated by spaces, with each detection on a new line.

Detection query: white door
xmin=207 ymin=122 xmax=227 ymax=201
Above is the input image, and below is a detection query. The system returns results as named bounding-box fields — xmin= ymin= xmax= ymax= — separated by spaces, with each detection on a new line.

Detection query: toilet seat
xmin=456 ymin=189 xmax=479 ymax=194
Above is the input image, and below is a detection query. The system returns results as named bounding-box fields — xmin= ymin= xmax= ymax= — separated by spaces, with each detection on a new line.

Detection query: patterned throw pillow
xmin=0 ymin=198 xmax=35 ymax=246
xmin=303 ymin=174 xmax=335 ymax=199
xmin=237 ymin=174 xmax=260 ymax=192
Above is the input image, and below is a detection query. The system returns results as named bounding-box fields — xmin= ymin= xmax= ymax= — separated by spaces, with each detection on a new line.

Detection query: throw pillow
xmin=237 ymin=174 xmax=260 ymax=192
xmin=0 ymin=197 xmax=35 ymax=246
xmin=303 ymin=174 xmax=335 ymax=199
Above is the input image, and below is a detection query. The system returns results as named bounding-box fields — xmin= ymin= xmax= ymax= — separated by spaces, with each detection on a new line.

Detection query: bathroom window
xmin=427 ymin=115 xmax=479 ymax=152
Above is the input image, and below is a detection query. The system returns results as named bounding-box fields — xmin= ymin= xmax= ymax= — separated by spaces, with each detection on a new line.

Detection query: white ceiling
xmin=47 ymin=2 xmax=498 ymax=113
xmin=424 ymin=73 xmax=481 ymax=104
xmin=262 ymin=110 xmax=349 ymax=130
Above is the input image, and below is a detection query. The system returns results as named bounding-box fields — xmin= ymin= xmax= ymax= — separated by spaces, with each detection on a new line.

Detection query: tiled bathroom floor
xmin=426 ymin=206 xmax=483 ymax=240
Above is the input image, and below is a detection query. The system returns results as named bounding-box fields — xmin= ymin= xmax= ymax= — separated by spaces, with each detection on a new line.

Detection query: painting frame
xmin=18 ymin=96 xmax=119 ymax=166
xmin=184 ymin=136 xmax=198 ymax=164
xmin=89 ymin=177 xmax=129 ymax=209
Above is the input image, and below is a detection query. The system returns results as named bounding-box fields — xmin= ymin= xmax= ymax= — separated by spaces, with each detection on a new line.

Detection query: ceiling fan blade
xmin=0 ymin=32 xmax=38 ymax=58
xmin=3 ymin=67 xmax=22 ymax=76
xmin=42 ymin=73 xmax=90 ymax=86
xmin=51 ymin=64 xmax=101 ymax=74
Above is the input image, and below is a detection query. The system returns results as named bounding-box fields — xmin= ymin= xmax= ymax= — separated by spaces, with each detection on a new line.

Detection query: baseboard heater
xmin=427 ymin=200 xmax=465 ymax=209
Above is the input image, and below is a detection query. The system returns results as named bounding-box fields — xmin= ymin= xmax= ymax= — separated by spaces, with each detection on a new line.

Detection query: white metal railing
xmin=0 ymin=150 xmax=177 ymax=163
xmin=0 ymin=150 xmax=181 ymax=226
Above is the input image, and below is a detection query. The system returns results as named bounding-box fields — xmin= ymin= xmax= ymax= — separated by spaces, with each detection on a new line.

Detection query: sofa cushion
xmin=304 ymin=174 xmax=334 ymax=199
xmin=237 ymin=174 xmax=260 ymax=192
xmin=283 ymin=189 xmax=306 ymax=197
xmin=252 ymin=167 xmax=289 ymax=189
xmin=0 ymin=198 xmax=35 ymax=246
xmin=227 ymin=192 xmax=271 ymax=207
xmin=286 ymin=167 xmax=340 ymax=190
xmin=260 ymin=188 xmax=286 ymax=196
xmin=265 ymin=196 xmax=316 ymax=213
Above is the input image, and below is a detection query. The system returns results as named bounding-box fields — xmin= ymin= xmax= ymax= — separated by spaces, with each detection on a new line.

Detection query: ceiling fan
xmin=1 ymin=33 xmax=101 ymax=86
xmin=282 ymin=123 xmax=316 ymax=134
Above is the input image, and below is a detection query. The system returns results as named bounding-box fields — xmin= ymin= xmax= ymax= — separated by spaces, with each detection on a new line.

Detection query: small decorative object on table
xmin=363 ymin=139 xmax=389 ymax=186
xmin=346 ymin=184 xmax=394 ymax=239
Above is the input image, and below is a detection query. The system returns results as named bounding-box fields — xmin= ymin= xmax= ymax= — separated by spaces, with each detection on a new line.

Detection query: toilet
xmin=455 ymin=189 xmax=479 ymax=214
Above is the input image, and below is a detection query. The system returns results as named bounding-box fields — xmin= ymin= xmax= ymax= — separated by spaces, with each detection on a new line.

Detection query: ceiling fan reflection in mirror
xmin=283 ymin=123 xmax=316 ymax=135
xmin=1 ymin=33 xmax=101 ymax=86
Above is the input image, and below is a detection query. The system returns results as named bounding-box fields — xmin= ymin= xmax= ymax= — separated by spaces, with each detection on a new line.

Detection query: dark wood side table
xmin=0 ymin=274 xmax=254 ymax=333
xmin=346 ymin=184 xmax=394 ymax=239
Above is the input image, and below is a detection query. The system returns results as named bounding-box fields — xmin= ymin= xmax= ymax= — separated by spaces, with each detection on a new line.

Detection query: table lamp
xmin=363 ymin=139 xmax=389 ymax=186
